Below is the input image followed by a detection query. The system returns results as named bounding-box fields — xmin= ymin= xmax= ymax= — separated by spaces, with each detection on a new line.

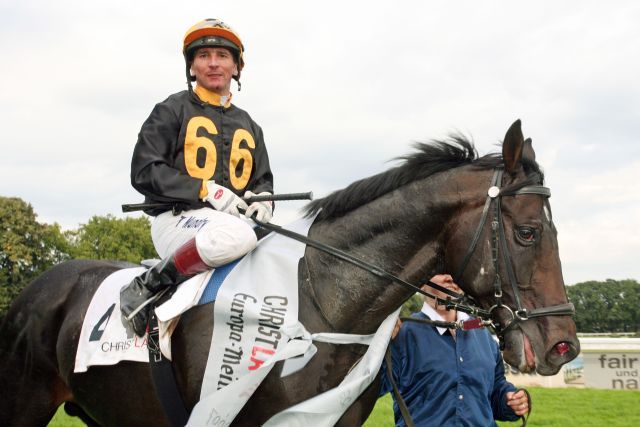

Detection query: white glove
xmin=244 ymin=191 xmax=273 ymax=222
xmin=203 ymin=181 xmax=248 ymax=217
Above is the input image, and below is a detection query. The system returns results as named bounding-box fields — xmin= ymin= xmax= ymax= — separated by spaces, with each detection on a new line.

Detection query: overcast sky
xmin=1 ymin=1 xmax=638 ymax=285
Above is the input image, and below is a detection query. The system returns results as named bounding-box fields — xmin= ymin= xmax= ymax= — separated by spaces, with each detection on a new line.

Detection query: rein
xmin=250 ymin=216 xmax=491 ymax=320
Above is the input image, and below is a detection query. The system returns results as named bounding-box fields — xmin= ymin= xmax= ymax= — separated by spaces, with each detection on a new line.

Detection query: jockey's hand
xmin=244 ymin=191 xmax=273 ymax=222
xmin=203 ymin=181 xmax=248 ymax=217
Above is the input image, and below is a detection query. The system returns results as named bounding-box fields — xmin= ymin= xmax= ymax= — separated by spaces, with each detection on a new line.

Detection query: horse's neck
xmin=306 ymin=168 xmax=480 ymax=334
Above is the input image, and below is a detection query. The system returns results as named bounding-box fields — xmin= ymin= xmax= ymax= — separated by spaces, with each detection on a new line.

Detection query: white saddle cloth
xmin=74 ymin=266 xmax=213 ymax=373
xmin=74 ymin=216 xmax=399 ymax=427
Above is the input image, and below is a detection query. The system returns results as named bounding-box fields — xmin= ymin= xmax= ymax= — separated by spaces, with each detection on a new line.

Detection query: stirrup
xmin=124 ymin=288 xmax=170 ymax=321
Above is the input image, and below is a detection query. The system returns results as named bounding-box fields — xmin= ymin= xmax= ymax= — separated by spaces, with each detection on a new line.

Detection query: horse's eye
xmin=516 ymin=226 xmax=537 ymax=244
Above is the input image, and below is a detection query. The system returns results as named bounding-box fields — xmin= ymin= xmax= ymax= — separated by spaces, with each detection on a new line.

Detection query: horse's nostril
xmin=555 ymin=342 xmax=570 ymax=355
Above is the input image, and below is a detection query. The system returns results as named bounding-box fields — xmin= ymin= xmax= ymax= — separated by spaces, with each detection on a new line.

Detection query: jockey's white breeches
xmin=151 ymin=207 xmax=257 ymax=267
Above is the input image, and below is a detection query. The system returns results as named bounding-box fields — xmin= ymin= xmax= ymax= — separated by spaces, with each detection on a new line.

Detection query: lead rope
xmin=384 ymin=346 xmax=415 ymax=427
xmin=516 ymin=387 xmax=532 ymax=427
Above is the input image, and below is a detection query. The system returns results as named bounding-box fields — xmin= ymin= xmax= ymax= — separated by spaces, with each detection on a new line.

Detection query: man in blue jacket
xmin=380 ymin=274 xmax=530 ymax=426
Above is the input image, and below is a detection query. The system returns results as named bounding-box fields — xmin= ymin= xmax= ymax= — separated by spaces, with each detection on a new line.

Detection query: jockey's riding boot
xmin=120 ymin=237 xmax=210 ymax=336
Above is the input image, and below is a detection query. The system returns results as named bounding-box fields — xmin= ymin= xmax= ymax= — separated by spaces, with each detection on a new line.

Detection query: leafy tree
xmin=400 ymin=293 xmax=424 ymax=317
xmin=568 ymin=279 xmax=640 ymax=333
xmin=66 ymin=214 xmax=157 ymax=263
xmin=399 ymin=279 xmax=640 ymax=335
xmin=0 ymin=197 xmax=69 ymax=314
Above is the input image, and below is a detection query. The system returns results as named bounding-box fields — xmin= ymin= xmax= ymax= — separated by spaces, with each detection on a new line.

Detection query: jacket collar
xmin=194 ymin=85 xmax=232 ymax=108
xmin=421 ymin=302 xmax=470 ymax=335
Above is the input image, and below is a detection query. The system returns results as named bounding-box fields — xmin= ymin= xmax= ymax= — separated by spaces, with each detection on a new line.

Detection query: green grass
xmin=364 ymin=388 xmax=640 ymax=427
xmin=49 ymin=387 xmax=640 ymax=426
xmin=48 ymin=406 xmax=84 ymax=427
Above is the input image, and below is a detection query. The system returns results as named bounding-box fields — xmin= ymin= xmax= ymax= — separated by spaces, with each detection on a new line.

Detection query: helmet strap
xmin=184 ymin=54 xmax=194 ymax=93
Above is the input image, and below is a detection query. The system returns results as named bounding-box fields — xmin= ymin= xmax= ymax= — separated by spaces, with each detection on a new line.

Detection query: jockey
xmin=120 ymin=18 xmax=274 ymax=337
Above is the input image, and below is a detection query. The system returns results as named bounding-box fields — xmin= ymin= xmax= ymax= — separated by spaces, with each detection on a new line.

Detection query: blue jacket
xmin=379 ymin=308 xmax=519 ymax=427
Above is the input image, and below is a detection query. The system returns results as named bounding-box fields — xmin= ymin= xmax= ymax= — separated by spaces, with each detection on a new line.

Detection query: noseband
xmin=455 ymin=167 xmax=575 ymax=346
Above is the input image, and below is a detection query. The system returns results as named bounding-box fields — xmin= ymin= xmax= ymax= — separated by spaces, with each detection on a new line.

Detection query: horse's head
xmin=445 ymin=120 xmax=579 ymax=375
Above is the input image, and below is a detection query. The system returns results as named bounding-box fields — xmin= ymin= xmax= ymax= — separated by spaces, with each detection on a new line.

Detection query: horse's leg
xmin=0 ymin=259 xmax=181 ymax=427
xmin=64 ymin=402 xmax=100 ymax=427
xmin=171 ymin=302 xmax=215 ymax=407
xmin=64 ymin=362 xmax=169 ymax=427
xmin=0 ymin=270 xmax=76 ymax=426
xmin=335 ymin=376 xmax=381 ymax=426
xmin=0 ymin=352 xmax=71 ymax=427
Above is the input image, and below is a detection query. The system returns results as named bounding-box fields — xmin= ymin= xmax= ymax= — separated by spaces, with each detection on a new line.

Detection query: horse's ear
xmin=502 ymin=119 xmax=525 ymax=174
xmin=522 ymin=137 xmax=536 ymax=163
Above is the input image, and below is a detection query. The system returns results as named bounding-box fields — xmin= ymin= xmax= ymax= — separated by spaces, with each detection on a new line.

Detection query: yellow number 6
xmin=184 ymin=117 xmax=218 ymax=180
xmin=229 ymin=129 xmax=255 ymax=190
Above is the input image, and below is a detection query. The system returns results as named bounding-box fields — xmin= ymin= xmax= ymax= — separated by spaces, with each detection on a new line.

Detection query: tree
xmin=568 ymin=279 xmax=640 ymax=333
xmin=0 ymin=197 xmax=69 ymax=314
xmin=1 ymin=200 xmax=158 ymax=316
xmin=66 ymin=214 xmax=157 ymax=264
xmin=400 ymin=293 xmax=424 ymax=317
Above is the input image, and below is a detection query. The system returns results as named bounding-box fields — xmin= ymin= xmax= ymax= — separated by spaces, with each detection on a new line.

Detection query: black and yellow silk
xmin=131 ymin=86 xmax=273 ymax=215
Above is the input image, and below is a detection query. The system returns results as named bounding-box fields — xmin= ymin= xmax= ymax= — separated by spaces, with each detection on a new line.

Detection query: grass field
xmin=49 ymin=387 xmax=639 ymax=426
xmin=364 ymin=388 xmax=640 ymax=426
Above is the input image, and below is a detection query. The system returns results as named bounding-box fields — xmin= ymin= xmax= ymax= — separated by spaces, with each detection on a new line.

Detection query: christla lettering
xmin=249 ymin=295 xmax=288 ymax=371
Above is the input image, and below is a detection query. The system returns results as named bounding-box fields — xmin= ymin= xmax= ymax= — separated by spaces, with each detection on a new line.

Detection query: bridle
xmin=454 ymin=167 xmax=575 ymax=346
xmin=250 ymin=166 xmax=574 ymax=345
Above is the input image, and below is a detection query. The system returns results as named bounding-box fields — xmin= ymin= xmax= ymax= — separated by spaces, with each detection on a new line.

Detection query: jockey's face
xmin=190 ymin=47 xmax=238 ymax=95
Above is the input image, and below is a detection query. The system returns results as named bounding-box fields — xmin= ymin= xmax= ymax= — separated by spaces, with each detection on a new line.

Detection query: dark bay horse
xmin=0 ymin=120 xmax=579 ymax=426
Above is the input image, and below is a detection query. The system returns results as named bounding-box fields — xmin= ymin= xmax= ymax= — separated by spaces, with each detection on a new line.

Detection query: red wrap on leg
xmin=173 ymin=238 xmax=210 ymax=276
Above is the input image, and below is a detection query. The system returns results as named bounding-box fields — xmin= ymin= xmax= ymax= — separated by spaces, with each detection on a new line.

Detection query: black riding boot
xmin=120 ymin=237 xmax=209 ymax=336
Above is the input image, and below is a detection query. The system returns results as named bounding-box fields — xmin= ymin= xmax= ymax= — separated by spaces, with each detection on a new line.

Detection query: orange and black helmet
xmin=183 ymin=19 xmax=245 ymax=90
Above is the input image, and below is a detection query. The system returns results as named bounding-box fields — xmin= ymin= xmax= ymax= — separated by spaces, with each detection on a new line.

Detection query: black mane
xmin=304 ymin=135 xmax=542 ymax=221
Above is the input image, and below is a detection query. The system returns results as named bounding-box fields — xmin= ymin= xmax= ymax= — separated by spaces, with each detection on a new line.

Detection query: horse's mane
xmin=304 ymin=135 xmax=543 ymax=221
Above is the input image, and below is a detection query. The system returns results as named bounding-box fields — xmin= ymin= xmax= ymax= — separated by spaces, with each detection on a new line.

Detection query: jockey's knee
xmin=195 ymin=218 xmax=257 ymax=267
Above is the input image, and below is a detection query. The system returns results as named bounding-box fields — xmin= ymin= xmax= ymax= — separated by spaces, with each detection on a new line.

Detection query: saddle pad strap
xmin=148 ymin=311 xmax=190 ymax=427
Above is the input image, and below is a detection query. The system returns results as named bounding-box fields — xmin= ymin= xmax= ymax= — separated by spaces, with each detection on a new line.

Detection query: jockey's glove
xmin=244 ymin=190 xmax=273 ymax=223
xmin=203 ymin=181 xmax=248 ymax=217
